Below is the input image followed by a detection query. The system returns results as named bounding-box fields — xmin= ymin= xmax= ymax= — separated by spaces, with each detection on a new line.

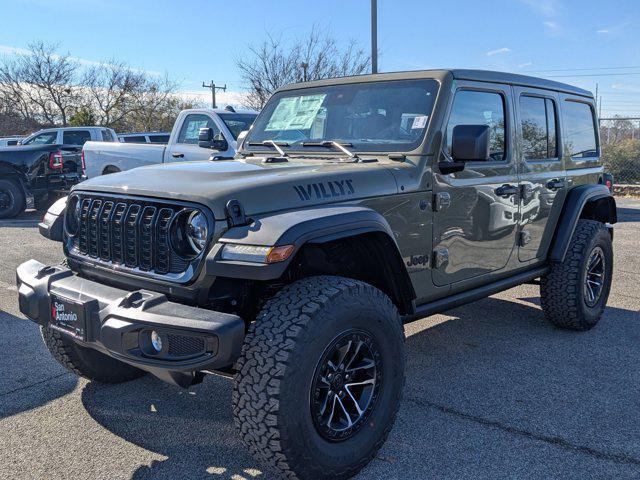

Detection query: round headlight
xmin=170 ymin=209 xmax=209 ymax=259
xmin=187 ymin=210 xmax=208 ymax=253
xmin=65 ymin=195 xmax=81 ymax=235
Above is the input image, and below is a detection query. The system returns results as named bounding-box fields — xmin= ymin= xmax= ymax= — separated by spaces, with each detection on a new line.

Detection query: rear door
xmin=432 ymin=81 xmax=520 ymax=287
xmin=514 ymin=87 xmax=566 ymax=262
xmin=166 ymin=113 xmax=231 ymax=162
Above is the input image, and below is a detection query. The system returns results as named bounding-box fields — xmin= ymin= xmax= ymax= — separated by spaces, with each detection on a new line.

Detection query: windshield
xmin=219 ymin=113 xmax=258 ymax=139
xmin=245 ymin=79 xmax=439 ymax=152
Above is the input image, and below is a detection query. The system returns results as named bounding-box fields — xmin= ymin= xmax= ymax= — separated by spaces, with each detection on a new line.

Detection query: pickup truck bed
xmin=83 ymin=142 xmax=166 ymax=178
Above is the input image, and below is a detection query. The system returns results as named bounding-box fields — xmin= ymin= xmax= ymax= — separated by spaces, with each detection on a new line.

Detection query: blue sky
xmin=1 ymin=0 xmax=639 ymax=116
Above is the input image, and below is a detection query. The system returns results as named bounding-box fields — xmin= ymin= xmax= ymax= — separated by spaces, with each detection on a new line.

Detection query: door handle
xmin=172 ymin=153 xmax=184 ymax=159
xmin=495 ymin=184 xmax=519 ymax=197
xmin=547 ymin=179 xmax=566 ymax=190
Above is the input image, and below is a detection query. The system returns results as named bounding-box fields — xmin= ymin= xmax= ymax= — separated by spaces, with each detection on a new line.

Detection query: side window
xmin=177 ymin=114 xmax=220 ymax=145
xmin=563 ymin=101 xmax=597 ymax=158
xmin=519 ymin=95 xmax=558 ymax=160
xmin=446 ymin=90 xmax=506 ymax=161
xmin=123 ymin=136 xmax=147 ymax=143
xmin=101 ymin=129 xmax=116 ymax=142
xmin=63 ymin=130 xmax=91 ymax=146
xmin=23 ymin=131 xmax=58 ymax=145
xmin=148 ymin=135 xmax=169 ymax=143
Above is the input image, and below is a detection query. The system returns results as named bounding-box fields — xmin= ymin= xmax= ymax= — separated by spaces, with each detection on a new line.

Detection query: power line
xmin=523 ymin=65 xmax=640 ymax=73
xmin=545 ymin=72 xmax=640 ymax=78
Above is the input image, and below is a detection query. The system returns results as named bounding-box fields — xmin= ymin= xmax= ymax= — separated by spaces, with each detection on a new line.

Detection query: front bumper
xmin=16 ymin=259 xmax=245 ymax=387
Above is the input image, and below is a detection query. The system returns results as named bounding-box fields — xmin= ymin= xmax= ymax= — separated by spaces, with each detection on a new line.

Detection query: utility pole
xmin=371 ymin=0 xmax=378 ymax=74
xmin=202 ymin=81 xmax=227 ymax=109
xmin=301 ymin=62 xmax=309 ymax=82
xmin=595 ymin=83 xmax=599 ymax=118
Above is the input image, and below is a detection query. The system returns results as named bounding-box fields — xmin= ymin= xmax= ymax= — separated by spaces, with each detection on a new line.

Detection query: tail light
xmin=81 ymin=150 xmax=86 ymax=173
xmin=49 ymin=150 xmax=63 ymax=169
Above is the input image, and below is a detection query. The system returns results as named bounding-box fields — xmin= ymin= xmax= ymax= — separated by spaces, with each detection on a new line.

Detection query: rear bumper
xmin=16 ymin=259 xmax=245 ymax=386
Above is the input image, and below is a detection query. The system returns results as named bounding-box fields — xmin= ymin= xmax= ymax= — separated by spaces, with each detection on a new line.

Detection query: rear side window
xmin=520 ymin=96 xmax=558 ymax=159
xmin=446 ymin=90 xmax=506 ymax=161
xmin=148 ymin=134 xmax=169 ymax=143
xmin=101 ymin=129 xmax=116 ymax=142
xmin=177 ymin=114 xmax=220 ymax=145
xmin=563 ymin=101 xmax=597 ymax=158
xmin=63 ymin=130 xmax=91 ymax=146
xmin=123 ymin=135 xmax=147 ymax=143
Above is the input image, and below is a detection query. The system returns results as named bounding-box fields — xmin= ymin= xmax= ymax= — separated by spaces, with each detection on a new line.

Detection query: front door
xmin=166 ymin=113 xmax=231 ymax=162
xmin=513 ymin=87 xmax=567 ymax=261
xmin=432 ymin=81 xmax=520 ymax=287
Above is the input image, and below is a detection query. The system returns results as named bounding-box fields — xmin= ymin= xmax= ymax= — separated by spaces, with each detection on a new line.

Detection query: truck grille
xmin=70 ymin=194 xmax=190 ymax=276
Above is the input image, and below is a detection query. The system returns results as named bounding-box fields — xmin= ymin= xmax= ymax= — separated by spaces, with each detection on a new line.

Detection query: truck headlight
xmin=65 ymin=195 xmax=81 ymax=236
xmin=171 ymin=209 xmax=209 ymax=258
xmin=220 ymin=244 xmax=294 ymax=264
xmin=187 ymin=211 xmax=208 ymax=252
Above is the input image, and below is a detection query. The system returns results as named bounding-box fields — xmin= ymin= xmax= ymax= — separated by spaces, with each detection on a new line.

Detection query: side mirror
xmin=451 ymin=124 xmax=490 ymax=161
xmin=198 ymin=127 xmax=228 ymax=151
xmin=438 ymin=124 xmax=490 ymax=175
xmin=198 ymin=127 xmax=213 ymax=142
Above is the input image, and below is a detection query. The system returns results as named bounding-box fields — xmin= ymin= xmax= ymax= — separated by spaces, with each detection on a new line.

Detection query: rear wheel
xmin=541 ymin=219 xmax=613 ymax=331
xmin=41 ymin=326 xmax=146 ymax=383
xmin=233 ymin=276 xmax=405 ymax=480
xmin=0 ymin=178 xmax=25 ymax=219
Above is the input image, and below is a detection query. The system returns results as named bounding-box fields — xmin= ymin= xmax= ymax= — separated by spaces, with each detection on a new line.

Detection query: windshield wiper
xmin=247 ymin=140 xmax=289 ymax=157
xmin=301 ymin=141 xmax=360 ymax=161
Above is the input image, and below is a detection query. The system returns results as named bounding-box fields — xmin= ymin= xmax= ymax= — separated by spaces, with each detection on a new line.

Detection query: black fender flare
xmin=548 ymin=184 xmax=616 ymax=263
xmin=205 ymin=205 xmax=402 ymax=281
xmin=38 ymin=196 xmax=67 ymax=242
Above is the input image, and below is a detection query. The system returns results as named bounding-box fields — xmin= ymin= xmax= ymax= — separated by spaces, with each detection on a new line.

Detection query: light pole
xmin=371 ymin=0 xmax=378 ymax=74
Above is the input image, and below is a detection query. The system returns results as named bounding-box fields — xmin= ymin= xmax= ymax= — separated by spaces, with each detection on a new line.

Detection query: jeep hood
xmin=75 ymin=158 xmax=399 ymax=219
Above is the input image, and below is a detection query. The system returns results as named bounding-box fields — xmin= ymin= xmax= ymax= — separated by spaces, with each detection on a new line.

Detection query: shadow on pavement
xmin=81 ymin=373 xmax=272 ymax=480
xmin=77 ymin=293 xmax=640 ymax=479
xmin=615 ymin=207 xmax=640 ymax=223
xmin=0 ymin=310 xmax=78 ymax=420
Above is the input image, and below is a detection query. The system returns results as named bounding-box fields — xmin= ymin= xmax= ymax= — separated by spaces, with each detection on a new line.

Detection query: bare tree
xmin=81 ymin=60 xmax=146 ymax=129
xmin=0 ymin=41 xmax=80 ymax=126
xmin=237 ymin=28 xmax=371 ymax=110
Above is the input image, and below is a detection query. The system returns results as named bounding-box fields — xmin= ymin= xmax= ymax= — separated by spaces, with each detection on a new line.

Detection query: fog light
xmin=150 ymin=331 xmax=163 ymax=352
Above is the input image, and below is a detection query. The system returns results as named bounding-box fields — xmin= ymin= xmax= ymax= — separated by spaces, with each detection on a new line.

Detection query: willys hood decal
xmin=76 ymin=158 xmax=399 ymax=219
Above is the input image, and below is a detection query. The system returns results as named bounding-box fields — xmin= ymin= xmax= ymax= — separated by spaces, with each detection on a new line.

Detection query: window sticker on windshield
xmin=265 ymin=94 xmax=327 ymax=131
xmin=411 ymin=115 xmax=429 ymax=129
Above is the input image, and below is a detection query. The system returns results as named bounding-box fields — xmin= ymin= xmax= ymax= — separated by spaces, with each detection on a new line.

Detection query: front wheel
xmin=233 ymin=276 xmax=405 ymax=480
xmin=541 ymin=219 xmax=613 ymax=331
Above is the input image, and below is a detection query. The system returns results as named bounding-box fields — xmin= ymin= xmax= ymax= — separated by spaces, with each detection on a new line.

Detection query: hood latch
xmin=226 ymin=199 xmax=248 ymax=227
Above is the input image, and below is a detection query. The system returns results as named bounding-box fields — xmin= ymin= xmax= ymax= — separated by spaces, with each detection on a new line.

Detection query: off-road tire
xmin=0 ymin=178 xmax=25 ymax=219
xmin=541 ymin=219 xmax=613 ymax=331
xmin=41 ymin=326 xmax=146 ymax=383
xmin=233 ymin=276 xmax=406 ymax=480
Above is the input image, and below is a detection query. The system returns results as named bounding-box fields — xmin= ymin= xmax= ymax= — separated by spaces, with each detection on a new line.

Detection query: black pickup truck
xmin=0 ymin=144 xmax=82 ymax=218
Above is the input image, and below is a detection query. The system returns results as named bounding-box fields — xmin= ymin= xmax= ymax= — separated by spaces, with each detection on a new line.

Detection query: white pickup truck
xmin=82 ymin=108 xmax=258 ymax=178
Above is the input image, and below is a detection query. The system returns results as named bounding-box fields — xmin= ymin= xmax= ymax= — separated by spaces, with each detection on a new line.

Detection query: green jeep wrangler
xmin=17 ymin=69 xmax=616 ymax=479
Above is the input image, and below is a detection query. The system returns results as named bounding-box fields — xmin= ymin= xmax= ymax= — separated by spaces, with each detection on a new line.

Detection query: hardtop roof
xmin=277 ymin=69 xmax=592 ymax=98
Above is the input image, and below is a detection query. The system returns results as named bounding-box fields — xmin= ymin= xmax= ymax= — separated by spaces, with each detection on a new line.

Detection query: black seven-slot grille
xmin=72 ymin=195 xmax=189 ymax=275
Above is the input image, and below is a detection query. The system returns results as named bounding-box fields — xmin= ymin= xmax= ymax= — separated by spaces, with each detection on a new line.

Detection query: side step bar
xmin=403 ymin=266 xmax=548 ymax=323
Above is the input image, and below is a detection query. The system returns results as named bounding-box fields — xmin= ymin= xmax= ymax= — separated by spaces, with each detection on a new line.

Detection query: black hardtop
xmin=277 ymin=68 xmax=592 ymax=98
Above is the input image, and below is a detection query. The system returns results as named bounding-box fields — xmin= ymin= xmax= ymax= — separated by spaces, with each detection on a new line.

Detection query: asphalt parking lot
xmin=1 ymin=199 xmax=639 ymax=480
